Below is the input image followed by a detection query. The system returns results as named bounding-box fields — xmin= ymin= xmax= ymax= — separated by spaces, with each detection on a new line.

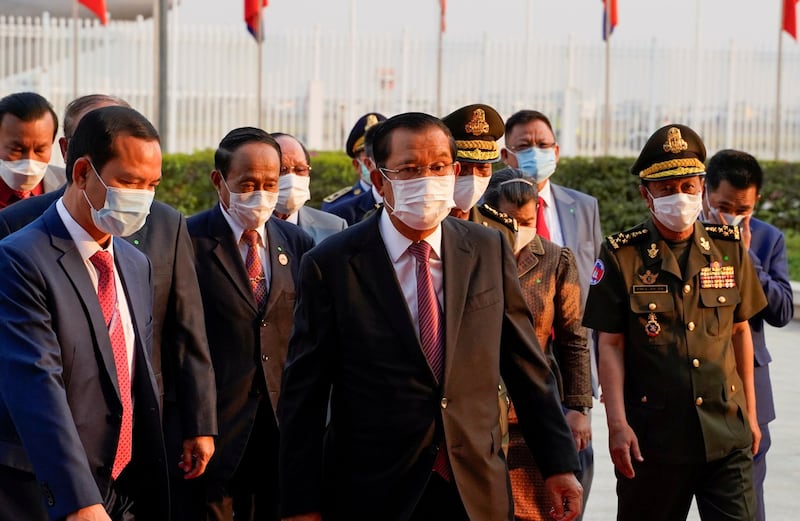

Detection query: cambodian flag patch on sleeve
xmin=590 ymin=259 xmax=605 ymax=285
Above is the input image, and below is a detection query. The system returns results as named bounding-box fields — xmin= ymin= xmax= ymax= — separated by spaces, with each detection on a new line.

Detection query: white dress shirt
xmin=378 ymin=210 xmax=444 ymax=343
xmin=539 ymin=180 xmax=564 ymax=247
xmin=56 ymin=198 xmax=135 ymax=376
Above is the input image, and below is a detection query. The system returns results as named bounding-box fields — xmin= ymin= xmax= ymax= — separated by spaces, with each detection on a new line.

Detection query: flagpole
xmin=73 ymin=0 xmax=79 ymax=98
xmin=776 ymin=6 xmax=784 ymax=160
xmin=257 ymin=5 xmax=264 ymax=129
xmin=436 ymin=1 xmax=444 ymax=115
xmin=603 ymin=3 xmax=611 ymax=156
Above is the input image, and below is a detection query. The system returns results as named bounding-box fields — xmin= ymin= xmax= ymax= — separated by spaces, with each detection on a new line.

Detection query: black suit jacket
xmin=278 ymin=211 xmax=579 ymax=521
xmin=0 ymin=206 xmax=168 ymax=520
xmin=187 ymin=206 xmax=313 ymax=480
xmin=0 ymin=189 xmax=218 ymax=447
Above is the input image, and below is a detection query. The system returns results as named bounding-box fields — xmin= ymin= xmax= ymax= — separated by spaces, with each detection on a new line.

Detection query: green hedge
xmin=157 ymin=150 xmax=800 ymax=279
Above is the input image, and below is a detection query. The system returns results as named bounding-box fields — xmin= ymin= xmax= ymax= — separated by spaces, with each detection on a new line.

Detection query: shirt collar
xmin=379 ymin=208 xmax=443 ymax=263
xmin=56 ymin=197 xmax=114 ymax=261
xmin=218 ymin=201 xmax=268 ymax=247
xmin=538 ymin=179 xmax=554 ymax=208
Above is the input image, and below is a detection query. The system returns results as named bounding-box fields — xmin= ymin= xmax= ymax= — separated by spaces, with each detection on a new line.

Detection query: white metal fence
xmin=2 ymin=13 xmax=800 ymax=160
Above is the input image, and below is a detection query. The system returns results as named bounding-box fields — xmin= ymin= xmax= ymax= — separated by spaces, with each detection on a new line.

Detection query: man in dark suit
xmin=0 ymin=94 xmax=218 ymax=488
xmin=0 ymin=106 xmax=169 ymax=520
xmin=184 ymin=127 xmax=314 ymax=521
xmin=279 ymin=112 xmax=582 ymax=521
xmin=271 ymin=132 xmax=348 ymax=244
xmin=703 ymin=149 xmax=795 ymax=521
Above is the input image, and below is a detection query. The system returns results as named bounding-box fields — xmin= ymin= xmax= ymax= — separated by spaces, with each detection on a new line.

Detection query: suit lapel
xmin=263 ymin=219 xmax=292 ymax=317
xmin=552 ymin=184 xmax=578 ymax=251
xmin=208 ymin=206 xmax=258 ymax=313
xmin=348 ymin=213 xmax=421 ymax=365
xmin=517 ymin=235 xmax=543 ymax=278
xmin=441 ymin=218 xmax=474 ymax=383
xmin=44 ymin=208 xmax=123 ymax=399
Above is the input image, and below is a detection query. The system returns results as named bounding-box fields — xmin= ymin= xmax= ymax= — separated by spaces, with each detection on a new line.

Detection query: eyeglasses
xmin=378 ymin=163 xmax=456 ymax=181
xmin=507 ymin=142 xmax=557 ymax=153
xmin=280 ymin=165 xmax=312 ymax=176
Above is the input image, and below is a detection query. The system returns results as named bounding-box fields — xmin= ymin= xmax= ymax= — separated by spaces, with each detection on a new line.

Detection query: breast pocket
xmin=699 ymin=288 xmax=740 ymax=337
xmin=464 ymin=288 xmax=500 ymax=314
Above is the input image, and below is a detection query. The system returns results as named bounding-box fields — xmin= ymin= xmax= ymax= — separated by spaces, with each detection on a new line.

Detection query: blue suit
xmin=747 ymin=217 xmax=794 ymax=521
xmin=0 ymin=205 xmax=168 ymax=520
xmin=324 ymin=188 xmax=380 ymax=225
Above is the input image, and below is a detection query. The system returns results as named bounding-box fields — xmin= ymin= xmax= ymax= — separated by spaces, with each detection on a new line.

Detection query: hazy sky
xmin=174 ymin=0 xmax=790 ymax=49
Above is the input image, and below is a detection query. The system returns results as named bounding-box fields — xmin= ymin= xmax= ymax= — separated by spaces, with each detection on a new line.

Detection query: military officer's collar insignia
xmin=647 ymin=243 xmax=659 ymax=259
xmin=662 ymin=127 xmax=688 ymax=154
xmin=700 ymin=237 xmax=710 ymax=251
xmin=465 ymin=108 xmax=490 ymax=136
xmin=638 ymin=269 xmax=659 ymax=285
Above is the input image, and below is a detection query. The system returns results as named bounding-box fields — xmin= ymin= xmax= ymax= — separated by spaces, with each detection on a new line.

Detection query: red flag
xmin=602 ymin=0 xmax=618 ymax=40
xmin=440 ymin=0 xmax=446 ymax=33
xmin=783 ymin=0 xmax=798 ymax=40
xmin=245 ymin=0 xmax=268 ymax=41
xmin=79 ymin=0 xmax=107 ymax=25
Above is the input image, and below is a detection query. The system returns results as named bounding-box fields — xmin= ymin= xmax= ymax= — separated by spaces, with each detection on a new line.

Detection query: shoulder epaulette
xmin=322 ymin=186 xmax=352 ymax=204
xmin=606 ymin=223 xmax=650 ymax=250
xmin=703 ymin=223 xmax=741 ymax=241
xmin=478 ymin=203 xmax=518 ymax=232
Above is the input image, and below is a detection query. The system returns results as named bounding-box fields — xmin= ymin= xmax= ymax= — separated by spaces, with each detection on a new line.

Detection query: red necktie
xmin=89 ymin=250 xmax=132 ymax=480
xmin=537 ymin=196 xmax=551 ymax=241
xmin=242 ymin=229 xmax=267 ymax=308
xmin=407 ymin=241 xmax=451 ymax=481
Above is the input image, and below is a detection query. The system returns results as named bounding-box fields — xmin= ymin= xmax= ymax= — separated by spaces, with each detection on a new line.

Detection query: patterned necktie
xmin=242 ymin=229 xmax=267 ymax=308
xmin=407 ymin=241 xmax=452 ymax=481
xmin=89 ymin=250 xmax=132 ymax=480
xmin=537 ymin=196 xmax=551 ymax=241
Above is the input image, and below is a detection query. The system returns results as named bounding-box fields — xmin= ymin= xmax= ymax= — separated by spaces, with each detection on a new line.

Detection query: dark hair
xmin=63 ymin=94 xmax=130 ymax=138
xmin=271 ymin=132 xmax=310 ymax=164
xmin=215 ymin=127 xmax=281 ymax=179
xmin=371 ymin=112 xmax=456 ymax=167
xmin=484 ymin=167 xmax=538 ymax=209
xmin=66 ymin=106 xmax=159 ymax=183
xmin=0 ymin=91 xmax=59 ymax=141
xmin=705 ymin=149 xmax=763 ymax=194
xmin=504 ymin=109 xmax=554 ymax=138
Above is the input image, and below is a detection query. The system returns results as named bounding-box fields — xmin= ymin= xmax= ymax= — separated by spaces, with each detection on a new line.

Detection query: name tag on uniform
xmin=632 ymin=285 xmax=668 ymax=294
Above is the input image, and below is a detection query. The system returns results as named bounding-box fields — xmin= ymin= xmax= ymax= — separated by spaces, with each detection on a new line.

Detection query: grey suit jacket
xmin=296 ymin=205 xmax=347 ymax=245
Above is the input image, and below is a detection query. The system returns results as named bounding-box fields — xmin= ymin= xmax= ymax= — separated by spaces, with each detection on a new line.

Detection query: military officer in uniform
xmin=442 ymin=103 xmax=516 ymax=246
xmin=322 ymin=112 xmax=386 ymax=224
xmin=583 ymin=124 xmax=767 ymax=521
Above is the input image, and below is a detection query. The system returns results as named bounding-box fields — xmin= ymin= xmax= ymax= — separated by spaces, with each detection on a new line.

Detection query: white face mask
xmin=453 ymin=174 xmax=491 ymax=212
xmin=0 ymin=158 xmax=49 ymax=192
xmin=702 ymin=192 xmax=748 ymax=227
xmin=221 ymin=176 xmax=278 ymax=230
xmin=275 ymin=173 xmax=311 ymax=215
xmin=647 ymin=188 xmax=703 ymax=233
xmin=514 ymin=225 xmax=537 ymax=254
xmin=382 ymin=173 xmax=455 ymax=231
xmin=84 ymin=161 xmax=154 ymax=237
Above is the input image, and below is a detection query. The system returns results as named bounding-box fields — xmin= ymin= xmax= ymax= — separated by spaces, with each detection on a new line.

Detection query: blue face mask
xmin=358 ymin=160 xmax=372 ymax=187
xmin=509 ymin=147 xmax=557 ymax=183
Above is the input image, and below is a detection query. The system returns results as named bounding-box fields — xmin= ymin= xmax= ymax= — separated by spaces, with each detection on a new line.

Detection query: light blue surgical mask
xmin=508 ymin=147 xmax=557 ymax=183
xmin=358 ymin=160 xmax=372 ymax=187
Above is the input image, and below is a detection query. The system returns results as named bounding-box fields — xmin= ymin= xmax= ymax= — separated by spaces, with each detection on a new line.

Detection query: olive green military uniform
xmin=469 ymin=203 xmax=517 ymax=248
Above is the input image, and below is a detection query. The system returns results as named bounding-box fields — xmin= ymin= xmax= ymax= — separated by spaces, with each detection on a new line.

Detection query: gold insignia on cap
xmin=365 ymin=114 xmax=379 ymax=131
xmin=647 ymin=243 xmax=659 ymax=259
xmin=663 ymin=127 xmax=689 ymax=154
xmin=465 ymin=108 xmax=490 ymax=136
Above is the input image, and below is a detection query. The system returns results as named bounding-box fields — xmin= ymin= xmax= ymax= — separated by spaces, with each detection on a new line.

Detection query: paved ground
xmin=582 ymin=320 xmax=800 ymax=520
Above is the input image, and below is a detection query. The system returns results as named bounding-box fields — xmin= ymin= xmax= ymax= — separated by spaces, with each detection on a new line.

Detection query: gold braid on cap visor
xmin=639 ymin=158 xmax=706 ymax=179
xmin=455 ymin=139 xmax=498 ymax=161
xmin=351 ymin=136 xmax=366 ymax=155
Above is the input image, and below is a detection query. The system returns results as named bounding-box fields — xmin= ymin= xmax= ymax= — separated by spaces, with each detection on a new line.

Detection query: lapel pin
xmin=278 ymin=252 xmax=289 ymax=266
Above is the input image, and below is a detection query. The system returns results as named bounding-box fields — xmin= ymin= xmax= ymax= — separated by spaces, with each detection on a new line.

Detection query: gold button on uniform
xmin=731 ymin=384 xmax=736 ymax=392
xmin=441 ymin=398 xmax=449 ymax=409
xmin=692 ymin=359 xmax=700 ymax=368
xmin=695 ymin=397 xmax=704 ymax=406
xmin=683 ymin=284 xmax=691 ymax=294
xmin=641 ymin=395 xmax=648 ymax=403
xmin=648 ymin=302 xmax=657 ymax=311
xmin=687 ymin=322 xmax=696 ymax=331
xmin=717 ymin=295 xmax=727 ymax=304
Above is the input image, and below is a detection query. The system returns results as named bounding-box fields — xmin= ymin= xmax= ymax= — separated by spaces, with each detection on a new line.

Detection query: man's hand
xmin=282 ymin=513 xmax=322 ymax=521
xmin=565 ymin=410 xmax=591 ymax=452
xmin=740 ymin=214 xmax=752 ymax=250
xmin=749 ymin=416 xmax=762 ymax=456
xmin=608 ymin=422 xmax=643 ymax=479
xmin=545 ymin=472 xmax=583 ymax=521
xmin=178 ymin=435 xmax=215 ymax=479
xmin=66 ymin=504 xmax=111 ymax=521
